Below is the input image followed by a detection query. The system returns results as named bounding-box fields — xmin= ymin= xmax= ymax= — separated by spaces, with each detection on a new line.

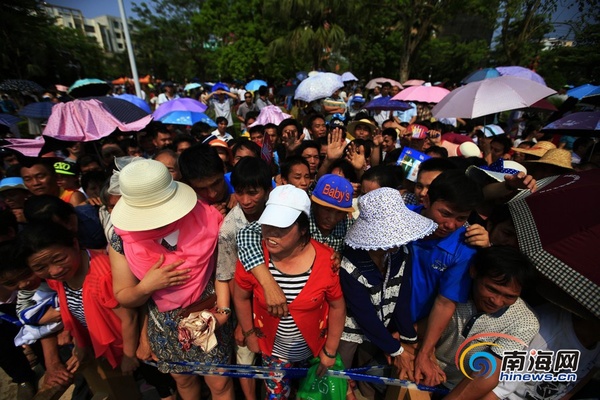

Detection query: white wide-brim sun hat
xmin=345 ymin=187 xmax=437 ymax=251
xmin=111 ymin=159 xmax=198 ymax=232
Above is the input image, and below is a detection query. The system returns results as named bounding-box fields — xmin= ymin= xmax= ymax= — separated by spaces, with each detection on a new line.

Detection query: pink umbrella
xmin=43 ymin=99 xmax=152 ymax=142
xmin=402 ymin=79 xmax=425 ymax=87
xmin=392 ymin=86 xmax=450 ymax=103
xmin=3 ymin=138 xmax=45 ymax=157
xmin=365 ymin=77 xmax=403 ymax=90
xmin=248 ymin=105 xmax=291 ymax=127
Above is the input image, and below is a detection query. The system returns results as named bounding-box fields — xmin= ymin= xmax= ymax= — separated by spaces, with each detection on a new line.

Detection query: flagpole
xmin=118 ymin=0 xmax=142 ymax=98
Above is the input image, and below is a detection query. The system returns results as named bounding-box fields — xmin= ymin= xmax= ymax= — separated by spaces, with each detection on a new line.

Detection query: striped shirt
xmin=269 ymin=262 xmax=313 ymax=362
xmin=64 ymin=284 xmax=87 ymax=328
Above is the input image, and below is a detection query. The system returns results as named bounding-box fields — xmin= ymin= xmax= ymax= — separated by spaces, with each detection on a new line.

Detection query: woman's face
xmin=27 ymin=244 xmax=81 ymax=281
xmin=282 ymin=164 xmax=310 ymax=191
xmin=261 ymin=223 xmax=304 ymax=256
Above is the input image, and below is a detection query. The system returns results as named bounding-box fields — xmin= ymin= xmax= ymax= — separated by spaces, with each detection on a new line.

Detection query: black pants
xmin=0 ymin=303 xmax=37 ymax=384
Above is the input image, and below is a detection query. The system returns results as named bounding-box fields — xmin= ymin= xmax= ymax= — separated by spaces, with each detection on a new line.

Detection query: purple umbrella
xmin=541 ymin=111 xmax=600 ymax=137
xmin=363 ymin=96 xmax=411 ymax=111
xmin=116 ymin=94 xmax=151 ymax=113
xmin=496 ymin=66 xmax=546 ymax=86
xmin=153 ymin=98 xmax=208 ymax=120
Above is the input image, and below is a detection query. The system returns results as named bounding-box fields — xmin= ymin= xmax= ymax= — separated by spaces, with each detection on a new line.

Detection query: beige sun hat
xmin=523 ymin=148 xmax=574 ymax=172
xmin=511 ymin=140 xmax=556 ymax=158
xmin=347 ymin=118 xmax=377 ymax=137
xmin=111 ymin=159 xmax=198 ymax=231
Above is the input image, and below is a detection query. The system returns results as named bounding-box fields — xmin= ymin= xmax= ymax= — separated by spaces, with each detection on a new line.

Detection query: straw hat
xmin=347 ymin=119 xmax=377 ymax=137
xmin=345 ymin=187 xmax=437 ymax=251
xmin=523 ymin=148 xmax=574 ymax=172
xmin=111 ymin=159 xmax=197 ymax=231
xmin=511 ymin=141 xmax=556 ymax=158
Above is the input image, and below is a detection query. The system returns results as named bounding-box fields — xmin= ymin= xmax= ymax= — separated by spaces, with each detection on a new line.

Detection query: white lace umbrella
xmin=294 ymin=73 xmax=344 ymax=103
xmin=431 ymin=76 xmax=556 ymax=119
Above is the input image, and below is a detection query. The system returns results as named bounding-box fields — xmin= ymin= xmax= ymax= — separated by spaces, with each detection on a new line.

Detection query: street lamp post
xmin=118 ymin=0 xmax=142 ymax=98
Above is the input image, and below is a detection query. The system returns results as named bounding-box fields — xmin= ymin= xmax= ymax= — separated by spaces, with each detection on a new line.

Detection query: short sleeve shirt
xmin=407 ymin=205 xmax=475 ymax=322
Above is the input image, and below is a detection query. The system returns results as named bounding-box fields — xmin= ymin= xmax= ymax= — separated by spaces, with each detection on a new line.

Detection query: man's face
xmin=471 ymin=272 xmax=521 ymax=314
xmin=301 ymin=147 xmax=320 ymax=175
xmin=310 ymin=118 xmax=327 ymax=139
xmin=354 ymin=124 xmax=372 ymax=140
xmin=153 ymin=132 xmax=173 ymax=150
xmin=244 ymin=94 xmax=253 ymax=104
xmin=265 ymin=128 xmax=278 ymax=144
xmin=233 ymin=147 xmax=257 ymax=166
xmin=80 ymin=161 xmax=102 ymax=173
xmin=282 ymin=163 xmax=310 ymax=191
xmin=2 ymin=154 xmax=19 ymax=166
xmin=127 ymin=146 xmax=142 ymax=157
xmin=0 ymin=269 xmax=41 ymax=292
xmin=390 ymin=86 xmax=401 ymax=96
xmin=313 ymin=203 xmax=347 ymax=234
xmin=176 ymin=141 xmax=191 ymax=155
xmin=250 ymin=131 xmax=264 ymax=147
xmin=21 ymin=165 xmax=58 ymax=196
xmin=56 ymin=174 xmax=80 ymax=191
xmin=382 ymin=135 xmax=396 ymax=153
xmin=217 ymin=121 xmax=227 ymax=134
xmin=422 ymin=199 xmax=471 ymax=238
xmin=490 ymin=141 xmax=505 ymax=163
xmin=414 ymin=170 xmax=441 ymax=204
xmin=154 ymin=153 xmax=181 ymax=181
xmin=188 ymin=174 xmax=227 ymax=204
xmin=381 ymin=86 xmax=390 ymax=97
xmin=235 ymin=187 xmax=269 ymax=219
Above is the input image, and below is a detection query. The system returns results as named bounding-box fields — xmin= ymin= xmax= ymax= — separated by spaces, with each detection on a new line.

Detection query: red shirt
xmin=235 ymin=239 xmax=343 ymax=357
xmin=47 ymin=251 xmax=123 ymax=368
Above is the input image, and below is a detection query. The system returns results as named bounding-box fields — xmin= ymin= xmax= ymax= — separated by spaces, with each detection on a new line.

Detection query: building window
xmin=115 ymin=33 xmax=121 ymax=39
xmin=113 ymin=21 xmax=120 ymax=29
xmin=118 ymin=43 xmax=124 ymax=49
xmin=85 ymin=25 xmax=95 ymax=33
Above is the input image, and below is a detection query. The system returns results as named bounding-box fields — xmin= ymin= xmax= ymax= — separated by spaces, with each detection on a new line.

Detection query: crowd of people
xmin=0 ymin=78 xmax=598 ymax=400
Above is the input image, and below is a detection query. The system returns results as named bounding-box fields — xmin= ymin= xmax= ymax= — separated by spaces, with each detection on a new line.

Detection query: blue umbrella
xmin=245 ymin=79 xmax=267 ymax=91
xmin=158 ymin=111 xmax=217 ymax=127
xmin=184 ymin=83 xmax=202 ymax=91
xmin=363 ymin=96 xmax=411 ymax=111
xmin=211 ymin=82 xmax=230 ymax=93
xmin=116 ymin=94 xmax=151 ymax=113
xmin=461 ymin=68 xmax=500 ymax=84
xmin=18 ymin=101 xmax=55 ymax=119
xmin=68 ymin=78 xmax=111 ymax=98
xmin=567 ymin=84 xmax=600 ymax=99
xmin=0 ymin=114 xmax=22 ymax=127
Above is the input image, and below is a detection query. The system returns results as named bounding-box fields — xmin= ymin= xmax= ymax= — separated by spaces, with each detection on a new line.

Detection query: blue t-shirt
xmin=407 ymin=205 xmax=475 ymax=322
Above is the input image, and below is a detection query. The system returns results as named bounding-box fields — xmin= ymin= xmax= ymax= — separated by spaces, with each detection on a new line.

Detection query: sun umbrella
xmin=580 ymin=87 xmax=600 ymax=105
xmin=341 ymin=72 xmax=358 ymax=82
xmin=0 ymin=114 xmax=23 ymax=127
xmin=431 ymin=76 xmax=556 ymax=119
xmin=158 ymin=111 xmax=216 ymax=127
xmin=363 ymin=96 xmax=411 ymax=111
xmin=43 ymin=98 xmax=152 ymax=142
xmin=18 ymin=101 xmax=55 ymax=119
xmin=508 ymin=169 xmax=600 ymax=319
xmin=0 ymin=79 xmax=44 ymax=93
xmin=566 ymin=84 xmax=600 ymax=100
xmin=402 ymin=79 xmax=425 ymax=87
xmin=211 ymin=82 xmax=230 ymax=93
xmin=184 ymin=83 xmax=202 ymax=91
xmin=2 ymin=138 xmax=45 ymax=157
xmin=68 ymin=79 xmax=111 ymax=98
xmin=248 ymin=105 xmax=292 ymax=128
xmin=245 ymin=80 xmax=268 ymax=92
xmin=308 ymin=71 xmax=320 ymax=77
xmin=461 ymin=68 xmax=501 ymax=84
xmin=153 ymin=98 xmax=208 ymax=120
xmin=496 ymin=66 xmax=546 ymax=86
xmin=88 ymin=96 xmax=150 ymax=123
xmin=392 ymin=86 xmax=450 ymax=103
xmin=365 ymin=77 xmax=403 ymax=90
xmin=294 ymin=73 xmax=344 ymax=103
xmin=541 ymin=111 xmax=600 ymax=136
xmin=115 ymin=94 xmax=151 ymax=113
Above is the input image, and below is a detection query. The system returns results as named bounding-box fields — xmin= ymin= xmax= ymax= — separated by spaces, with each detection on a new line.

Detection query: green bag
xmin=297 ymin=355 xmax=347 ymax=400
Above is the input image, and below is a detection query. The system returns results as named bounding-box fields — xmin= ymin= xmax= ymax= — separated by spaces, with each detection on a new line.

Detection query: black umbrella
xmin=83 ymin=96 xmax=150 ymax=123
xmin=68 ymin=79 xmax=111 ymax=98
xmin=0 ymin=79 xmax=44 ymax=93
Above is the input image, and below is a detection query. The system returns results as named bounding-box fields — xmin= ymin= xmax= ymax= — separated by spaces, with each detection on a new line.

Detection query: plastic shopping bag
xmin=297 ymin=355 xmax=347 ymax=400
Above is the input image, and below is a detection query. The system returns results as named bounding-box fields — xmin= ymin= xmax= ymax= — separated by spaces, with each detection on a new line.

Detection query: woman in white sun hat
xmin=109 ymin=159 xmax=234 ymax=400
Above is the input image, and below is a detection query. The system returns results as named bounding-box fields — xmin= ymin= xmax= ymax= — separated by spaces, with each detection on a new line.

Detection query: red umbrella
xmin=508 ymin=169 xmax=600 ymax=318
